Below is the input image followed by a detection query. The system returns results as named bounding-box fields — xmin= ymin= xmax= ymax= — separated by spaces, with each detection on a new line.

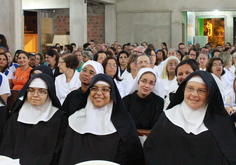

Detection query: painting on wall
xmin=198 ymin=18 xmax=224 ymax=47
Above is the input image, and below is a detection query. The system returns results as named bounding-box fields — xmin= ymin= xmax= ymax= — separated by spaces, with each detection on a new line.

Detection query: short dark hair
xmin=93 ymin=51 xmax=106 ymax=61
xmin=206 ymin=57 xmax=225 ymax=76
xmin=188 ymin=47 xmax=199 ymax=58
xmin=50 ymin=46 xmax=60 ymax=53
xmin=117 ymin=51 xmax=129 ymax=67
xmin=178 ymin=43 xmax=185 ymax=50
xmin=102 ymin=57 xmax=122 ymax=81
xmin=60 ymin=53 xmax=79 ymax=69
xmin=175 ymin=59 xmax=199 ymax=76
xmin=211 ymin=49 xmax=221 ymax=57
xmin=65 ymin=44 xmax=73 ymax=53
xmin=71 ymin=43 xmax=76 ymax=47
xmin=18 ymin=51 xmax=29 ymax=59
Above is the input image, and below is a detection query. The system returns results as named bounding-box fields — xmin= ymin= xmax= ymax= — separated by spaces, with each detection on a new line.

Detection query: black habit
xmin=0 ymin=74 xmax=67 ymax=165
xmin=62 ymin=87 xmax=86 ymax=117
xmin=144 ymin=71 xmax=236 ymax=165
xmin=122 ymin=91 xmax=164 ymax=129
xmin=59 ymin=74 xmax=144 ymax=165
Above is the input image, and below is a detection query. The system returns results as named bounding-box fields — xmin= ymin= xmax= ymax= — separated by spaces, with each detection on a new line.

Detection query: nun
xmin=0 ymin=73 xmax=67 ymax=165
xmin=0 ymin=95 xmax=8 ymax=144
xmin=144 ymin=71 xmax=236 ymax=164
xmin=122 ymin=68 xmax=164 ymax=129
xmin=30 ymin=65 xmax=53 ymax=79
xmin=62 ymin=60 xmax=104 ymax=117
xmin=59 ymin=74 xmax=144 ymax=165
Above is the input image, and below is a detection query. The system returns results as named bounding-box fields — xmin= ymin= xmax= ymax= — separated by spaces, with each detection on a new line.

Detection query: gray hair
xmin=83 ymin=51 xmax=93 ymax=60
xmin=168 ymin=48 xmax=177 ymax=54
xmin=135 ymin=54 xmax=152 ymax=65
xmin=136 ymin=46 xmax=146 ymax=53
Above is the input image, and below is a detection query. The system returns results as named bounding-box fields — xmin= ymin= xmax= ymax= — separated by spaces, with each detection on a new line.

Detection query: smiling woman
xmin=144 ymin=71 xmax=236 ymax=164
xmin=12 ymin=51 xmax=32 ymax=90
xmin=122 ymin=68 xmax=164 ymax=129
xmin=59 ymin=74 xmax=144 ymax=165
xmin=0 ymin=73 xmax=67 ymax=165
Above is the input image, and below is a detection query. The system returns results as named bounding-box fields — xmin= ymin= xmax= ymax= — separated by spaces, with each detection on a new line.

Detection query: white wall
xmin=116 ymin=0 xmax=236 ymax=48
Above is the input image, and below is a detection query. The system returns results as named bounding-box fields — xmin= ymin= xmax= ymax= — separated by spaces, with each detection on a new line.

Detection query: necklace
xmin=15 ymin=67 xmax=29 ymax=82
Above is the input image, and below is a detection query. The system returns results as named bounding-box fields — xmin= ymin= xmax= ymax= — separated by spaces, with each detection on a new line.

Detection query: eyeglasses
xmin=83 ymin=55 xmax=88 ymax=58
xmin=138 ymin=61 xmax=149 ymax=65
xmin=134 ymin=50 xmax=142 ymax=54
xmin=185 ymin=85 xmax=208 ymax=96
xmin=150 ymin=54 xmax=156 ymax=57
xmin=27 ymin=88 xmax=48 ymax=96
xmin=168 ymin=63 xmax=178 ymax=67
xmin=90 ymin=87 xmax=111 ymax=94
xmin=139 ymin=79 xmax=155 ymax=86
xmin=107 ymin=64 xmax=117 ymax=68
xmin=58 ymin=61 xmax=65 ymax=64
xmin=81 ymin=68 xmax=95 ymax=76
xmin=212 ymin=63 xmax=223 ymax=67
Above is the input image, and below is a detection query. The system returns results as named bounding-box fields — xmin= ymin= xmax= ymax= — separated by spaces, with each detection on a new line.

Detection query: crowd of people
xmin=0 ymin=33 xmax=236 ymax=164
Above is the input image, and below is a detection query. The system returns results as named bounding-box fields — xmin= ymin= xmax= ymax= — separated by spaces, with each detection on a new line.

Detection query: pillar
xmin=105 ymin=4 xmax=116 ymax=44
xmin=0 ymin=0 xmax=23 ymax=53
xmin=70 ymin=0 xmax=87 ymax=46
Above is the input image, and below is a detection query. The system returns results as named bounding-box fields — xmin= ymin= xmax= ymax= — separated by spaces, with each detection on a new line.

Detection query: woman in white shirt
xmin=160 ymin=56 xmax=179 ymax=109
xmin=55 ymin=53 xmax=80 ymax=104
xmin=206 ymin=57 xmax=227 ymax=98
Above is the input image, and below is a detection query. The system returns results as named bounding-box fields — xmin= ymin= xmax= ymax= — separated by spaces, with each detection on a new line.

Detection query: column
xmin=0 ymin=0 xmax=23 ymax=52
xmin=171 ymin=10 xmax=182 ymax=48
xmin=70 ymin=0 xmax=87 ymax=46
xmin=105 ymin=4 xmax=116 ymax=44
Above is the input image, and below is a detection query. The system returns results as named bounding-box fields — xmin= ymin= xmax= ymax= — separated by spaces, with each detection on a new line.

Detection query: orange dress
xmin=13 ymin=67 xmax=32 ymax=90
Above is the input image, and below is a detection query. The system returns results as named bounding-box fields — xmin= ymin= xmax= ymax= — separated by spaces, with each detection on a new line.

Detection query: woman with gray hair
xmin=82 ymin=51 xmax=93 ymax=63
xmin=218 ymin=52 xmax=235 ymax=87
xmin=160 ymin=56 xmax=180 ymax=109
xmin=229 ymin=51 xmax=236 ymax=75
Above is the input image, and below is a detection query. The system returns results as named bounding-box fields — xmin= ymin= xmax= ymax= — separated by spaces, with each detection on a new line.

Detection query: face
xmin=149 ymin=50 xmax=156 ymax=65
xmin=119 ymin=53 xmax=128 ymax=66
xmin=134 ymin=47 xmax=142 ymax=55
xmin=201 ymin=48 xmax=209 ymax=55
xmin=198 ymin=54 xmax=208 ymax=67
xmin=105 ymin=59 xmax=117 ymax=78
xmin=90 ymin=42 xmax=95 ymax=48
xmin=211 ymin=60 xmax=223 ymax=78
xmin=116 ymin=46 xmax=122 ymax=54
xmin=179 ymin=45 xmax=186 ymax=53
xmin=5 ymin=52 xmax=12 ymax=64
xmin=35 ymin=55 xmax=41 ymax=66
xmin=137 ymin=56 xmax=151 ymax=70
xmin=29 ymin=55 xmax=35 ymax=67
xmin=0 ymin=55 xmax=7 ymax=67
xmin=188 ymin=44 xmax=193 ymax=51
xmin=184 ymin=81 xmax=208 ymax=110
xmin=75 ymin=51 xmax=82 ymax=62
xmin=177 ymin=64 xmax=194 ymax=84
xmin=176 ymin=53 xmax=182 ymax=61
xmin=189 ymin=50 xmax=197 ymax=59
xmin=157 ymin=51 xmax=163 ymax=60
xmin=18 ymin=53 xmax=29 ymax=67
xmin=77 ymin=46 xmax=83 ymax=51
xmin=206 ymin=44 xmax=211 ymax=51
xmin=27 ymin=87 xmax=48 ymax=106
xmin=167 ymin=59 xmax=178 ymax=75
xmin=90 ymin=83 xmax=111 ymax=108
xmin=167 ymin=50 xmax=177 ymax=57
xmin=161 ymin=44 xmax=166 ymax=49
xmin=58 ymin=57 xmax=67 ymax=73
xmin=45 ymin=54 xmax=56 ymax=66
xmin=83 ymin=54 xmax=90 ymax=62
xmin=127 ymin=46 xmax=134 ymax=55
xmin=97 ymin=53 xmax=107 ymax=64
xmin=226 ymin=43 xmax=231 ymax=48
xmin=0 ymin=48 xmax=4 ymax=53
xmin=137 ymin=73 xmax=156 ymax=98
xmin=79 ymin=65 xmax=96 ymax=85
